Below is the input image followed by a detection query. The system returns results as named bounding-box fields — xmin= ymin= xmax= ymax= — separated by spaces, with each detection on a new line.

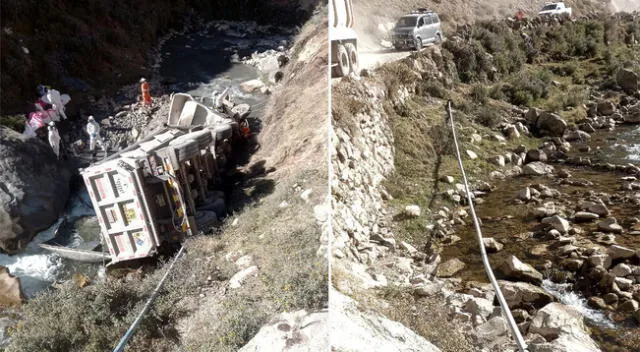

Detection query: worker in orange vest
xmin=140 ymin=78 xmax=152 ymax=105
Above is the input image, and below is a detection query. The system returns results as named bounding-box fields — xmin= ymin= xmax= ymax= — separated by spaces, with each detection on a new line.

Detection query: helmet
xmin=88 ymin=115 xmax=94 ymax=121
xmin=48 ymin=121 xmax=55 ymax=127
xmin=140 ymin=78 xmax=146 ymax=83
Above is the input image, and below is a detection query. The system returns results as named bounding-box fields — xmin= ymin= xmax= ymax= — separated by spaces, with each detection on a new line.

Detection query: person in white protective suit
xmin=86 ymin=116 xmax=106 ymax=157
xmin=46 ymin=87 xmax=67 ymax=120
xmin=47 ymin=122 xmax=61 ymax=159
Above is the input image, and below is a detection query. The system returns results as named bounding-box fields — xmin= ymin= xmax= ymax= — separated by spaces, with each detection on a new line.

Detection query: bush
xmin=470 ymin=84 xmax=489 ymax=104
xmin=417 ymin=81 xmax=448 ymax=99
xmin=502 ymin=70 xmax=550 ymax=106
xmin=476 ymin=106 xmax=502 ymax=128
xmin=0 ymin=115 xmax=26 ymax=132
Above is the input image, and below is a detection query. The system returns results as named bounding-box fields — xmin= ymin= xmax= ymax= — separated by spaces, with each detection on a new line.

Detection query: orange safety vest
xmin=141 ymin=81 xmax=152 ymax=104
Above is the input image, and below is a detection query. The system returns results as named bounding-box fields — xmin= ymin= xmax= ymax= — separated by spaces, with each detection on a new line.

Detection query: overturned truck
xmin=47 ymin=92 xmax=249 ymax=265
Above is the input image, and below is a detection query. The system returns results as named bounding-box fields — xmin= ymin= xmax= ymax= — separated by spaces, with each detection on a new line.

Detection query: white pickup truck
xmin=538 ymin=2 xmax=572 ymax=17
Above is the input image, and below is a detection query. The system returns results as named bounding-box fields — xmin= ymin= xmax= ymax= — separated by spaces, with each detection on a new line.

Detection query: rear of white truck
xmin=330 ymin=0 xmax=359 ymax=77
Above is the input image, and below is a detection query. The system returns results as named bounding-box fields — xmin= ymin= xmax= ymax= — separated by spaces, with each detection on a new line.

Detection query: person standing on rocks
xmin=46 ymin=87 xmax=67 ymax=120
xmin=47 ymin=122 xmax=61 ymax=159
xmin=86 ymin=115 xmax=106 ymax=157
xmin=140 ymin=78 xmax=152 ymax=105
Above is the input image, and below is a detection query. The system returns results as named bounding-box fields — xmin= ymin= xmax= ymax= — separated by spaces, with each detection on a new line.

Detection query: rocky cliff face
xmin=0 ymin=0 xmax=318 ymax=115
xmin=0 ymin=127 xmax=71 ymax=253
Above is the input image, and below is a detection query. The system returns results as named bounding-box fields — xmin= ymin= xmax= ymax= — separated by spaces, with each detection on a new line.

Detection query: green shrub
xmin=502 ymin=70 xmax=550 ymax=106
xmin=0 ymin=115 xmax=25 ymax=132
xmin=489 ymin=84 xmax=505 ymax=100
xmin=476 ymin=106 xmax=502 ymax=127
xmin=417 ymin=81 xmax=448 ymax=99
xmin=470 ymin=84 xmax=489 ymax=104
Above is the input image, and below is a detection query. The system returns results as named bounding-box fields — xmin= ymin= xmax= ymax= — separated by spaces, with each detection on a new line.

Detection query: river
xmin=0 ymin=20 xmax=289 ymax=306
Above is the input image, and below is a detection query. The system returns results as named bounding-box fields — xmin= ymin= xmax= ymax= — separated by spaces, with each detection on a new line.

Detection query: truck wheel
xmin=415 ymin=37 xmax=423 ymax=51
xmin=344 ymin=43 xmax=358 ymax=75
xmin=194 ymin=210 xmax=218 ymax=232
xmin=333 ymin=44 xmax=350 ymax=77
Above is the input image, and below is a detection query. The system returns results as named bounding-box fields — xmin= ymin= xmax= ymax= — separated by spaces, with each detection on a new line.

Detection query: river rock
xmin=564 ymin=129 xmax=591 ymax=142
xmin=611 ymin=263 xmax=632 ymax=277
xmin=499 ymin=255 xmax=544 ymax=284
xmin=598 ymin=218 xmax=623 ymax=233
xmin=504 ymin=125 xmax=520 ymax=139
xmin=536 ymin=112 xmax=567 ymax=137
xmin=523 ymin=162 xmax=554 ymax=176
xmin=529 ymin=244 xmax=549 ymax=257
xmin=588 ymin=254 xmax=612 ymax=269
xmin=526 ymin=149 xmax=547 ymax=163
xmin=542 ymin=215 xmax=570 ymax=233
xmin=466 ymin=150 xmax=478 ymax=160
xmin=597 ymin=101 xmax=616 ymax=116
xmin=518 ymin=187 xmax=531 ymax=201
xmin=618 ymin=299 xmax=639 ymax=312
xmin=238 ymin=309 xmax=327 ymax=352
xmin=573 ymin=212 xmax=599 ymax=222
xmin=404 ymin=205 xmax=421 ymax=218
xmin=488 ymin=155 xmax=505 ymax=167
xmin=614 ymin=277 xmax=633 ymax=291
xmin=498 ymin=280 xmax=554 ymax=310
xmin=436 ymin=258 xmax=465 ymax=278
xmin=483 ymin=238 xmax=503 ymax=253
xmin=616 ymin=68 xmax=638 ymax=94
xmin=579 ymin=200 xmax=610 ymax=217
xmin=588 ymin=296 xmax=608 ymax=310
xmin=608 ymin=245 xmax=635 ymax=260
xmin=529 ymin=303 xmax=588 ymax=340
xmin=240 ymin=79 xmax=265 ymax=93
xmin=0 ymin=127 xmax=72 ymax=253
xmin=0 ymin=266 xmax=25 ymax=306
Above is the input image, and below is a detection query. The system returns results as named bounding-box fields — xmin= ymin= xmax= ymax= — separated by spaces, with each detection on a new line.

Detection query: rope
xmin=445 ymin=101 xmax=528 ymax=352
xmin=112 ymin=245 xmax=186 ymax=352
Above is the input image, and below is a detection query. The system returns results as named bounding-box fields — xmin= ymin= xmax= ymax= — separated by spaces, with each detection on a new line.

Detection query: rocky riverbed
xmin=433 ymin=99 xmax=640 ymax=350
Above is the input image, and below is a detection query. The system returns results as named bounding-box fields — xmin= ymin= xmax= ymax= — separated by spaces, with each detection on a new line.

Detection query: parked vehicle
xmin=329 ymin=0 xmax=358 ymax=77
xmin=40 ymin=92 xmax=248 ymax=265
xmin=392 ymin=9 xmax=443 ymax=51
xmin=537 ymin=2 xmax=572 ymax=17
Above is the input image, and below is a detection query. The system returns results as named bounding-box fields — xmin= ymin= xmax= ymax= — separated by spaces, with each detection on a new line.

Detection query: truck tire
xmin=333 ymin=44 xmax=350 ymax=77
xmin=345 ymin=43 xmax=358 ymax=75
xmin=170 ymin=139 xmax=199 ymax=163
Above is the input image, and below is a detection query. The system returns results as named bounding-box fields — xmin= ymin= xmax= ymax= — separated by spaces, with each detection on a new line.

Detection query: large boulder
xmin=616 ymin=68 xmax=638 ymax=94
xmin=523 ymin=162 xmax=555 ymax=176
xmin=498 ymin=280 xmax=554 ymax=310
xmin=536 ymin=112 xmax=567 ymax=137
xmin=529 ymin=303 xmax=599 ymax=352
xmin=238 ymin=309 xmax=327 ymax=352
xmin=0 ymin=127 xmax=72 ymax=253
xmin=0 ymin=266 xmax=26 ymax=306
xmin=330 ymin=288 xmax=441 ymax=352
xmin=498 ymin=255 xmax=543 ymax=284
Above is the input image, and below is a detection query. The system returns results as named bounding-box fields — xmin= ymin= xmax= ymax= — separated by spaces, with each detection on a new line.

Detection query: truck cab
xmin=392 ymin=9 xmax=443 ymax=51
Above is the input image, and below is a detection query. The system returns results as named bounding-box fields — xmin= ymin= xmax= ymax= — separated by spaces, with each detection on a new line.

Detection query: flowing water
xmin=439 ymin=124 xmax=640 ymax=349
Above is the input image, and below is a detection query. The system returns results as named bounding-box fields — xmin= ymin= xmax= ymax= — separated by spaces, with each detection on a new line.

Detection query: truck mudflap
xmin=83 ymin=161 xmax=160 ymax=264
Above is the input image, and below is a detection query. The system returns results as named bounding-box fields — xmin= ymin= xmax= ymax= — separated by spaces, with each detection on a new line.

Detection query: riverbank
xmin=332 ymin=13 xmax=640 ymax=351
